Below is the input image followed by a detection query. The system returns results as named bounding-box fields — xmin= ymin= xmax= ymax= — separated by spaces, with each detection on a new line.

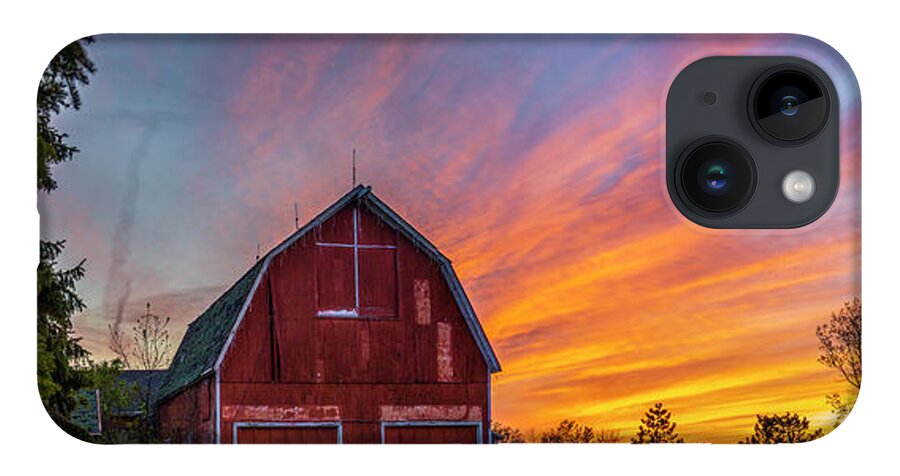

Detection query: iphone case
xmin=39 ymin=34 xmax=860 ymax=444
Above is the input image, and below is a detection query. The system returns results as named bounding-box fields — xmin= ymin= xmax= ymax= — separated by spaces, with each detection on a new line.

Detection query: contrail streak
xmin=104 ymin=118 xmax=158 ymax=340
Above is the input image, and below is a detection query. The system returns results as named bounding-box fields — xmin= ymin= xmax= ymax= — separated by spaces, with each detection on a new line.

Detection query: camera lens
xmin=751 ymin=66 xmax=829 ymax=143
xmin=700 ymin=159 xmax=732 ymax=195
xmin=780 ymin=95 xmax=799 ymax=116
xmin=677 ymin=139 xmax=756 ymax=216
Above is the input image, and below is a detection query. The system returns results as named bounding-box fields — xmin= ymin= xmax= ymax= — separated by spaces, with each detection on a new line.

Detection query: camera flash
xmin=782 ymin=170 xmax=816 ymax=203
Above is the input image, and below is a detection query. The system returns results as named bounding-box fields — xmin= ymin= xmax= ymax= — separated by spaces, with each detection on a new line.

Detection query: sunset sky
xmin=40 ymin=34 xmax=860 ymax=443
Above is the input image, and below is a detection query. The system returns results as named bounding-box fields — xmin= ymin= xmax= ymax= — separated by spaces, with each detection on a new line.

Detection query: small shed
xmin=69 ymin=369 xmax=166 ymax=438
xmin=156 ymin=185 xmax=501 ymax=443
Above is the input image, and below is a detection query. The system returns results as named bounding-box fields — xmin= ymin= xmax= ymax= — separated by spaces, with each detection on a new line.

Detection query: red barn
xmin=156 ymin=185 xmax=501 ymax=443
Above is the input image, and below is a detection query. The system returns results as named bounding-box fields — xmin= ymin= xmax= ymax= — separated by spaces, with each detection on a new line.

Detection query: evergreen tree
xmin=632 ymin=402 xmax=684 ymax=443
xmin=37 ymin=38 xmax=95 ymax=436
xmin=740 ymin=412 xmax=824 ymax=444
xmin=38 ymin=37 xmax=96 ymax=192
xmin=38 ymin=240 xmax=89 ymax=435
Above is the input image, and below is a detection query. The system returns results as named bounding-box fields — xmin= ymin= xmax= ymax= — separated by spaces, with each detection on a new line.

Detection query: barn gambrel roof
xmin=158 ymin=185 xmax=500 ymax=403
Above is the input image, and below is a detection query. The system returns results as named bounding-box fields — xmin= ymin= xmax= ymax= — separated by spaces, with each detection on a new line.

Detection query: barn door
xmin=382 ymin=423 xmax=481 ymax=444
xmin=234 ymin=423 xmax=342 ymax=444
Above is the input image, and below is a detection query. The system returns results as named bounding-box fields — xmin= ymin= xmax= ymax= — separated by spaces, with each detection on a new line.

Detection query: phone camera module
xmin=667 ymin=57 xmax=839 ymax=228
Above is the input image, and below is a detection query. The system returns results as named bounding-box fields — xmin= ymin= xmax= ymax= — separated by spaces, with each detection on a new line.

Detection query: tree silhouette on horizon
xmin=540 ymin=419 xmax=597 ymax=443
xmin=632 ymin=402 xmax=684 ymax=443
xmin=740 ymin=412 xmax=824 ymax=444
xmin=491 ymin=422 xmax=526 ymax=443
xmin=816 ymin=296 xmax=861 ymax=428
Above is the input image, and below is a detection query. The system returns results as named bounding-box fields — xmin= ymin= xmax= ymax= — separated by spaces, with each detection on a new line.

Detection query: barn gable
xmin=159 ymin=185 xmax=499 ymax=403
xmin=158 ymin=259 xmax=265 ymax=402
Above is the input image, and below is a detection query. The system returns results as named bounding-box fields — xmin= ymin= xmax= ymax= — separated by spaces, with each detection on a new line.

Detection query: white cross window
xmin=315 ymin=207 xmax=398 ymax=318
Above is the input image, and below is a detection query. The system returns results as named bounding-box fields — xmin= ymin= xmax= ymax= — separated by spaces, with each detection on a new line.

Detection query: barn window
xmin=316 ymin=207 xmax=397 ymax=318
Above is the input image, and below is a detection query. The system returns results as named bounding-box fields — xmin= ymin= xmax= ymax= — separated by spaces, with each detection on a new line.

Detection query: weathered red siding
xmin=217 ymin=205 xmax=490 ymax=443
xmin=157 ymin=375 xmax=215 ymax=443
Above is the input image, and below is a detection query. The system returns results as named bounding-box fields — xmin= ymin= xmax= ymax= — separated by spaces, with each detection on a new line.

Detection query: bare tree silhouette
xmin=817 ymin=297 xmax=862 ymax=389
xmin=109 ymin=302 xmax=173 ymax=371
xmin=491 ymin=422 xmax=525 ymax=443
xmin=739 ymin=412 xmax=824 ymax=444
xmin=540 ymin=419 xmax=596 ymax=443
xmin=595 ymin=428 xmax=622 ymax=443
xmin=816 ymin=296 xmax=861 ymax=428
